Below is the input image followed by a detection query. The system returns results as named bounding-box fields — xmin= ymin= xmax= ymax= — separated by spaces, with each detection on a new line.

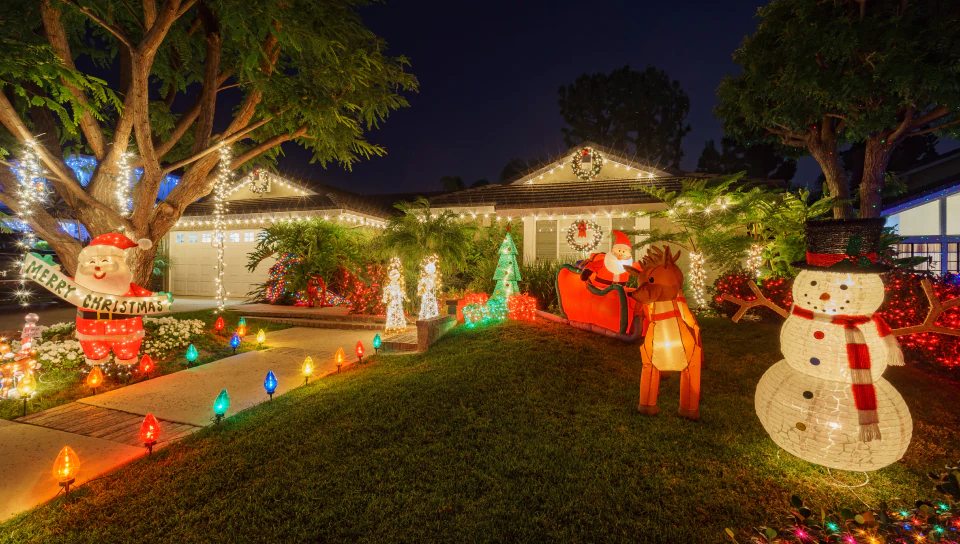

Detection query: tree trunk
xmin=808 ymin=138 xmax=854 ymax=219
xmin=129 ymin=243 xmax=159 ymax=289
xmin=859 ymin=137 xmax=894 ymax=218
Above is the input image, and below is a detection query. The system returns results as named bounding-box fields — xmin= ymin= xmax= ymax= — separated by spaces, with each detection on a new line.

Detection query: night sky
xmin=278 ymin=0 xmax=823 ymax=195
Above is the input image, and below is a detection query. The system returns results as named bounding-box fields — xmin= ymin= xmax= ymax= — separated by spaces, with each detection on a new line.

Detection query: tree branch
xmin=907 ymin=105 xmax=950 ymax=131
xmin=40 ymin=0 xmax=108 ymax=159
xmin=143 ymin=0 xmax=157 ymax=28
xmin=160 ymin=115 xmax=276 ymax=175
xmin=890 ymin=279 xmax=960 ymax=337
xmin=191 ymin=2 xmax=222 ymax=154
xmin=0 ymin=171 xmax=83 ymax=273
xmin=908 ymin=118 xmax=960 ymax=137
xmin=62 ymin=0 xmax=135 ymax=50
xmin=230 ymin=125 xmax=307 ymax=169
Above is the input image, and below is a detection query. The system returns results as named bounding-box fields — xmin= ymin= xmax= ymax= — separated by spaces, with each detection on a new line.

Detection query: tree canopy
xmin=715 ymin=0 xmax=960 ymax=219
xmin=558 ymin=65 xmax=690 ymax=168
xmin=0 ymin=0 xmax=416 ymax=281
xmin=696 ymin=137 xmax=797 ymax=182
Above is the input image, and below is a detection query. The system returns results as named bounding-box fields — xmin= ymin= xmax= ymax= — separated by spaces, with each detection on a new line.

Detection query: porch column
xmin=523 ymin=216 xmax=536 ymax=265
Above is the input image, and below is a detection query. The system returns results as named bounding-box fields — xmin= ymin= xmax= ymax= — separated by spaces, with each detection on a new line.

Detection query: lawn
xmin=0 ymin=310 xmax=290 ymax=421
xmin=2 ymin=317 xmax=958 ymax=543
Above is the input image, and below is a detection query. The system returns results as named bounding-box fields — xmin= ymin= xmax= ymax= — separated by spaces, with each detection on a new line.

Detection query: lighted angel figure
xmin=383 ymin=257 xmax=407 ymax=333
xmin=417 ymin=254 xmax=442 ymax=320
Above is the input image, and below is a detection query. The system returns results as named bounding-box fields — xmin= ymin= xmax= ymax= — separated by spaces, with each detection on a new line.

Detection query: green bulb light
xmin=213 ymin=388 xmax=230 ymax=416
xmin=186 ymin=344 xmax=199 ymax=362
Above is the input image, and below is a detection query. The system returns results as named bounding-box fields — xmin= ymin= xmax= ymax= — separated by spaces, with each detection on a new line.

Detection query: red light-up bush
xmin=457 ymin=293 xmax=490 ymax=323
xmin=507 ymin=294 xmax=537 ymax=321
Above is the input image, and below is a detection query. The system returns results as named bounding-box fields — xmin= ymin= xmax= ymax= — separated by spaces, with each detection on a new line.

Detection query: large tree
xmin=0 ymin=0 xmax=416 ymax=283
xmin=696 ymin=136 xmax=797 ymax=182
xmin=558 ymin=65 xmax=691 ymax=168
xmin=716 ymin=0 xmax=960 ymax=219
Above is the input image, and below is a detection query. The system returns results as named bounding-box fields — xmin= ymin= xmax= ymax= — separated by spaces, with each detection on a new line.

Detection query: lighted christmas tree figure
xmin=492 ymin=228 xmax=521 ymax=299
xmin=383 ymin=257 xmax=407 ymax=333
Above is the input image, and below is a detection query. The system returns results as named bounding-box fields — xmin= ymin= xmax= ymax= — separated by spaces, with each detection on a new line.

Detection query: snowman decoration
xmin=741 ymin=220 xmax=913 ymax=472
xmin=74 ymin=233 xmax=157 ymax=367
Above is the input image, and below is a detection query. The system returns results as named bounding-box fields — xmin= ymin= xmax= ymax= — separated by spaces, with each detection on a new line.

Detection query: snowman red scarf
xmin=792 ymin=306 xmax=904 ymax=442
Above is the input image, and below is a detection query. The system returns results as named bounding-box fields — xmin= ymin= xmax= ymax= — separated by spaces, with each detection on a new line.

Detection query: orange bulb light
xmin=335 ymin=347 xmax=345 ymax=365
xmin=53 ymin=445 xmax=80 ymax=483
xmin=86 ymin=366 xmax=104 ymax=389
xmin=237 ymin=325 xmax=247 ymax=337
xmin=140 ymin=413 xmax=161 ymax=445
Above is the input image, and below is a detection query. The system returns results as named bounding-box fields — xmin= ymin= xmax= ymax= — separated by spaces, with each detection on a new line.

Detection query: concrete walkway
xmin=0 ymin=326 xmax=375 ymax=522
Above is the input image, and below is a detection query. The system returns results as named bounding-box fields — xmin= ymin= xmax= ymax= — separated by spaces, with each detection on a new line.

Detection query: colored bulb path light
xmin=236 ymin=324 xmax=247 ymax=337
xmin=264 ymin=370 xmax=278 ymax=400
xmin=256 ymin=329 xmax=266 ymax=348
xmin=17 ymin=372 xmax=36 ymax=417
xmin=214 ymin=316 xmax=225 ymax=334
xmin=355 ymin=341 xmax=364 ymax=364
xmin=185 ymin=344 xmax=199 ymax=364
xmin=140 ymin=413 xmax=161 ymax=454
xmin=335 ymin=347 xmax=345 ymax=372
xmin=302 ymin=356 xmax=314 ymax=384
xmin=373 ymin=333 xmax=381 ymax=354
xmin=86 ymin=366 xmax=104 ymax=395
xmin=139 ymin=354 xmax=154 ymax=378
xmin=238 ymin=317 xmax=246 ymax=327
xmin=229 ymin=333 xmax=241 ymax=354
xmin=213 ymin=389 xmax=230 ymax=424
xmin=53 ymin=446 xmax=80 ymax=495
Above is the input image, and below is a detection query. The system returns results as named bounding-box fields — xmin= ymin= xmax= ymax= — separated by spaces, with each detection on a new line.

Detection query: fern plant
xmin=751 ymin=189 xmax=836 ymax=278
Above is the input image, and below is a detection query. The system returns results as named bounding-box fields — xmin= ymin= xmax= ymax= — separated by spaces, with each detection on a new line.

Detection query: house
xmin=883 ymin=148 xmax=960 ymax=274
xmin=428 ymin=142 xmax=686 ymax=264
xmin=166 ymin=171 xmax=393 ymax=298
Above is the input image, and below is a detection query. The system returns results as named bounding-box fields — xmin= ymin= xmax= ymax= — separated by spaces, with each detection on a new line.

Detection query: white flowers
xmin=142 ymin=317 xmax=204 ymax=357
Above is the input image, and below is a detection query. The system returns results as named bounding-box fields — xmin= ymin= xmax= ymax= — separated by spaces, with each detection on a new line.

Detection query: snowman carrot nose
xmin=820 ymin=292 xmax=831 ymax=301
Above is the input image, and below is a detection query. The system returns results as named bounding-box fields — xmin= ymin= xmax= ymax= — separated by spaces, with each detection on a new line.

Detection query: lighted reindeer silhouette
xmin=626 ymin=246 xmax=703 ymax=420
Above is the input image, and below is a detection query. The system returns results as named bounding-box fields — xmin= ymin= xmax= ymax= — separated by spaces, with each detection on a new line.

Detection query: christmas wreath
xmin=570 ymin=147 xmax=604 ymax=181
xmin=249 ymin=169 xmax=270 ymax=195
xmin=566 ymin=219 xmax=603 ymax=252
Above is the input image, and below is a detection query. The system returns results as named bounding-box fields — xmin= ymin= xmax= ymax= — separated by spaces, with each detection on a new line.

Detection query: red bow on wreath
xmin=577 ymin=221 xmax=587 ymax=238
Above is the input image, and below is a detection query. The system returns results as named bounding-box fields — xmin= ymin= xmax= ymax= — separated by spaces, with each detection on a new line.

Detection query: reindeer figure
xmin=626 ymin=246 xmax=703 ymax=420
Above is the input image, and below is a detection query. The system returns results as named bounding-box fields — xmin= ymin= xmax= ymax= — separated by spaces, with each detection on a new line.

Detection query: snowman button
xmin=814 ymin=331 xmax=825 ymax=340
xmin=810 ymin=357 xmax=820 ymax=366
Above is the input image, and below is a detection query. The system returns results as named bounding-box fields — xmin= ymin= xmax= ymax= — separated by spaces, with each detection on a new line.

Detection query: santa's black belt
xmin=592 ymin=277 xmax=627 ymax=286
xmin=77 ymin=310 xmax=138 ymax=321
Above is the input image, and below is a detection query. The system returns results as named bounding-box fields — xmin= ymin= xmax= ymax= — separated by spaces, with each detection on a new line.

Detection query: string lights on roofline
xmin=173 ymin=212 xmax=388 ymax=230
xmin=524 ymin=153 xmax=659 ymax=185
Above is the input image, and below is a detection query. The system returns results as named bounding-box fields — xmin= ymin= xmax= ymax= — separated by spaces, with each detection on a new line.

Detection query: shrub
xmin=142 ymin=317 xmax=205 ymax=359
xmin=519 ymin=259 xmax=561 ymax=311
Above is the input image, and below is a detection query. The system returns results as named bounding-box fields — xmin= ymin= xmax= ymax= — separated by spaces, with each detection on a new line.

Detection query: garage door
xmin=168 ymin=229 xmax=275 ymax=298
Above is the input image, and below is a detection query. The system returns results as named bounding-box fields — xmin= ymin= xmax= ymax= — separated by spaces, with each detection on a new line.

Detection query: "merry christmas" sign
xmin=22 ymin=253 xmax=173 ymax=315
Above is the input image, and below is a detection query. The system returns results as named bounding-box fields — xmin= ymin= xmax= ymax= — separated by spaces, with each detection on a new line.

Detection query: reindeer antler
xmin=720 ymin=281 xmax=790 ymax=322
xmin=890 ymin=278 xmax=960 ymax=337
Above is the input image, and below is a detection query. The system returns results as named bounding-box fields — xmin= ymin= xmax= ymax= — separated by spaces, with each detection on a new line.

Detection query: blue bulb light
xmin=264 ymin=370 xmax=278 ymax=395
xmin=229 ymin=333 xmax=241 ymax=350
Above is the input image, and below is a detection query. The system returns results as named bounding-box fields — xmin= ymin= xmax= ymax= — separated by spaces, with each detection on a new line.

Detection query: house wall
xmin=883 ymin=185 xmax=960 ymax=274
xmin=166 ymin=228 xmax=275 ymax=298
xmin=520 ymin=214 xmax=651 ymax=264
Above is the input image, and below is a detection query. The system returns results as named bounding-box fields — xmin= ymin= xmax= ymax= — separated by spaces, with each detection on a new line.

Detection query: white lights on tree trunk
xmin=688 ymin=251 xmax=706 ymax=308
xmin=747 ymin=244 xmax=764 ymax=278
xmin=417 ymin=254 xmax=441 ymax=320
xmin=114 ymin=151 xmax=133 ymax=217
xmin=212 ymin=144 xmax=233 ymax=314
xmin=11 ymin=140 xmax=49 ymax=307
xmin=755 ymin=270 xmax=912 ymax=472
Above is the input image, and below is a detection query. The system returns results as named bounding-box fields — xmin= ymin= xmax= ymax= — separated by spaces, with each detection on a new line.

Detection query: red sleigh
xmin=555 ymin=264 xmax=639 ymax=340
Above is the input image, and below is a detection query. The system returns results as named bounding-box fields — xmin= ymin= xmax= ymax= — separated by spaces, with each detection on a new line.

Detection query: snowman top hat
xmin=793 ymin=218 xmax=892 ymax=273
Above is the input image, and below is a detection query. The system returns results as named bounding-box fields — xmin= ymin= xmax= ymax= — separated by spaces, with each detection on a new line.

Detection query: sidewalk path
xmin=0 ymin=327 xmax=377 ymax=522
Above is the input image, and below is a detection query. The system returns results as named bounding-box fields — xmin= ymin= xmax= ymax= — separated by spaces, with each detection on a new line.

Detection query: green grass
xmin=2 ymin=318 xmax=958 ymax=543
xmin=0 ymin=310 xmax=290 ymax=421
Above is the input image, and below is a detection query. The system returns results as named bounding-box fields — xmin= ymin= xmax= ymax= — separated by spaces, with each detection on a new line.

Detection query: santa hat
xmin=85 ymin=233 xmax=153 ymax=255
xmin=612 ymin=230 xmax=631 ymax=252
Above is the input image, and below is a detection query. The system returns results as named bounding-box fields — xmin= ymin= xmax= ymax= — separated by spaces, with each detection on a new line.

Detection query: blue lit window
xmin=229 ymin=232 xmax=240 ymax=243
xmin=188 ymin=234 xmax=198 ymax=243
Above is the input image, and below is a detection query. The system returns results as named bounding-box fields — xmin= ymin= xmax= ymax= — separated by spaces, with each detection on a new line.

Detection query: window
xmin=898 ymin=201 xmax=940 ymax=236
xmin=948 ymin=243 xmax=960 ymax=274
xmin=257 ymin=232 xmax=268 ymax=241
xmin=229 ymin=232 xmax=240 ymax=243
xmin=201 ymin=233 xmax=212 ymax=243
xmin=244 ymin=232 xmax=255 ymax=242
xmin=897 ymin=243 xmax=942 ymax=273
xmin=536 ymin=220 xmax=557 ymax=261
xmin=175 ymin=233 xmax=185 ymax=243
xmin=188 ymin=234 xmax=198 ymax=243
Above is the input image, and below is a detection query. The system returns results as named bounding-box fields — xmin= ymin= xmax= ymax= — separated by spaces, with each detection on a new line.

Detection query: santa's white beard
xmin=603 ymin=252 xmax=632 ymax=275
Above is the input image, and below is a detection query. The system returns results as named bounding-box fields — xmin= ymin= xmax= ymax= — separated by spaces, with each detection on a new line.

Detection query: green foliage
xmin=247 ymin=218 xmax=367 ymax=298
xmin=518 ymin=259 xmax=563 ymax=311
xmin=558 ymin=65 xmax=691 ymax=167
xmin=631 ymin=174 xmax=767 ymax=275
xmin=381 ymin=198 xmax=475 ymax=277
xmin=717 ymin=0 xmax=960 ymax=143
xmin=696 ymin=136 xmax=796 ymax=182
xmin=752 ymin=189 xmax=836 ymax=278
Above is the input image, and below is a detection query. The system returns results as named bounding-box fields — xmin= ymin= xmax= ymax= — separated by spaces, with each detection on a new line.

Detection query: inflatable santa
xmin=580 ymin=230 xmax=641 ymax=287
xmin=74 ymin=233 xmax=155 ymax=366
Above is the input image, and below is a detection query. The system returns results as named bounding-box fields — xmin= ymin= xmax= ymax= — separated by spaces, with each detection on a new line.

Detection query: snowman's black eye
xmin=840 ymin=284 xmax=848 ymax=290
xmin=810 ymin=281 xmax=818 ymax=286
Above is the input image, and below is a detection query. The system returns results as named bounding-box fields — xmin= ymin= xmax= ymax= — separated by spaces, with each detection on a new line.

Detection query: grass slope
xmin=3 ymin=318 xmax=958 ymax=543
